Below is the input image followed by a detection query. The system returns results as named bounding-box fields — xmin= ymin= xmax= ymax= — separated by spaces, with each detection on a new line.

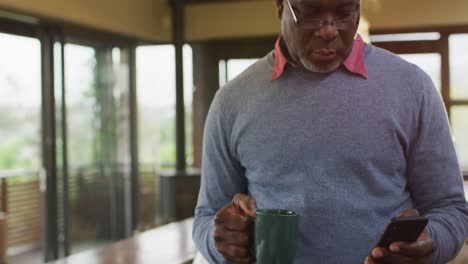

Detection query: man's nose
xmin=314 ymin=22 xmax=339 ymax=42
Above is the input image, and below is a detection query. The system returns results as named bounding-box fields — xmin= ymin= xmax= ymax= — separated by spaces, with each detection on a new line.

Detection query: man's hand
xmin=364 ymin=209 xmax=435 ymax=264
xmin=214 ymin=193 xmax=257 ymax=264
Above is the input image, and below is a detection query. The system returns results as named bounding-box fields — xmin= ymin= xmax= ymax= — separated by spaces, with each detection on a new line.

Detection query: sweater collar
xmin=272 ymin=34 xmax=368 ymax=80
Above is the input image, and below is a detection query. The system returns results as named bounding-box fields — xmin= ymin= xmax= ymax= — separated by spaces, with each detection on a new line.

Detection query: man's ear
xmin=275 ymin=0 xmax=284 ymax=19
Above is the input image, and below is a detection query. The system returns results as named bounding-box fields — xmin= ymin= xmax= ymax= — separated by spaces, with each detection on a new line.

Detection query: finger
xmin=372 ymin=247 xmax=414 ymax=264
xmin=216 ymin=243 xmax=250 ymax=261
xmin=389 ymin=236 xmax=435 ymax=257
xmin=232 ymin=194 xmax=257 ymax=217
xmin=225 ymin=256 xmax=254 ymax=264
xmin=364 ymin=256 xmax=376 ymax=264
xmin=364 ymin=255 xmax=386 ymax=264
xmin=398 ymin=208 xmax=420 ymax=217
xmin=370 ymin=247 xmax=385 ymax=260
xmin=215 ymin=209 xmax=251 ymax=231
xmin=214 ymin=227 xmax=250 ymax=246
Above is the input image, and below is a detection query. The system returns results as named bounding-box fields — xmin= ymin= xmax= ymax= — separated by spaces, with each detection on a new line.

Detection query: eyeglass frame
xmin=285 ymin=0 xmax=359 ymax=31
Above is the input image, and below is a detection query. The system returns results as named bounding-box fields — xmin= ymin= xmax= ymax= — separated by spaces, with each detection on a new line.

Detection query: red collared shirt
xmin=272 ymin=34 xmax=368 ymax=80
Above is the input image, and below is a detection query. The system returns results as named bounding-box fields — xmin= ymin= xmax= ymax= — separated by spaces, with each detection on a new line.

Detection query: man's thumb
xmin=398 ymin=208 xmax=420 ymax=217
xmin=232 ymin=193 xmax=257 ymax=217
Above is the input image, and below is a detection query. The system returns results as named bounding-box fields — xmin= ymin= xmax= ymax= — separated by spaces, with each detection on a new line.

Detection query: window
xmin=0 ymin=32 xmax=42 ymax=256
xmin=136 ymin=44 xmax=194 ymax=170
xmin=449 ymin=34 xmax=468 ymax=171
xmin=451 ymin=107 xmax=468 ymax=171
xmin=449 ymin=34 xmax=468 ymax=100
xmin=219 ymin=58 xmax=259 ymax=87
xmin=0 ymin=33 xmax=41 ymax=170
xmin=136 ymin=44 xmax=194 ymax=228
xmin=370 ymin=32 xmax=441 ymax=42
xmin=62 ymin=43 xmax=132 ymax=253
xmin=183 ymin=45 xmax=194 ymax=167
xmin=137 ymin=45 xmax=176 ymax=169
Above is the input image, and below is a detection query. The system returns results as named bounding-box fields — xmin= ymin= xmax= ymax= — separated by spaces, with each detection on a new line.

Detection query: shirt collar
xmin=272 ymin=34 xmax=368 ymax=80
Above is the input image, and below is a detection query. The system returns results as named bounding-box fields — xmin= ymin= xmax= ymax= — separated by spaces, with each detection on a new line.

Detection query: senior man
xmin=192 ymin=0 xmax=468 ymax=263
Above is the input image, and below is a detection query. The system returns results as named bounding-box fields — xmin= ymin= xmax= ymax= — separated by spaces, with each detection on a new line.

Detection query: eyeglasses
xmin=285 ymin=0 xmax=358 ymax=30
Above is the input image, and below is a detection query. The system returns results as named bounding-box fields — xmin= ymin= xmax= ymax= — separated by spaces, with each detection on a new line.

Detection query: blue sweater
xmin=193 ymin=44 xmax=468 ymax=263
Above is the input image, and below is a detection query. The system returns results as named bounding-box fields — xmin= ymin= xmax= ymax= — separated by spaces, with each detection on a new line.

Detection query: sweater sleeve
xmin=192 ymin=90 xmax=248 ymax=264
xmin=406 ymin=75 xmax=468 ymax=263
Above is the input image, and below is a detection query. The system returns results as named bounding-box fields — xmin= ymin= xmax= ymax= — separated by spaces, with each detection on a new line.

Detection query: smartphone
xmin=375 ymin=216 xmax=429 ymax=249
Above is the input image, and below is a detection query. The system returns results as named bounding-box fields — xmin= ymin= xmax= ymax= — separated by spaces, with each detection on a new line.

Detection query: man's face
xmin=277 ymin=0 xmax=360 ymax=73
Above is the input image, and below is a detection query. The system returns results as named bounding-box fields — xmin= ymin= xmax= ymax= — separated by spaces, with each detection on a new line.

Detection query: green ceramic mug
xmin=247 ymin=209 xmax=299 ymax=264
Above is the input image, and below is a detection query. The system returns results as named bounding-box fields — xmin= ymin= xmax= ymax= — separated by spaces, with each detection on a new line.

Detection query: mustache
xmin=313 ymin=43 xmax=340 ymax=51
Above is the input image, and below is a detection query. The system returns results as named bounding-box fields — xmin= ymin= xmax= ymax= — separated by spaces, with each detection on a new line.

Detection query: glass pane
xmin=0 ymin=33 xmax=42 ymax=260
xmin=449 ymin=34 xmax=468 ymax=99
xmin=227 ymin=59 xmax=259 ymax=81
xmin=464 ymin=181 xmax=468 ymax=201
xmin=399 ymin=53 xmax=441 ymax=92
xmin=451 ymin=106 xmax=468 ymax=172
xmin=137 ymin=45 xmax=176 ymax=169
xmin=370 ymin=32 xmax=441 ymax=42
xmin=0 ymin=33 xmax=41 ymax=170
xmin=184 ymin=44 xmax=194 ymax=168
xmin=64 ymin=44 xmax=130 ymax=254
xmin=219 ymin=60 xmax=227 ymax=87
xmin=136 ymin=45 xmax=176 ymax=228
